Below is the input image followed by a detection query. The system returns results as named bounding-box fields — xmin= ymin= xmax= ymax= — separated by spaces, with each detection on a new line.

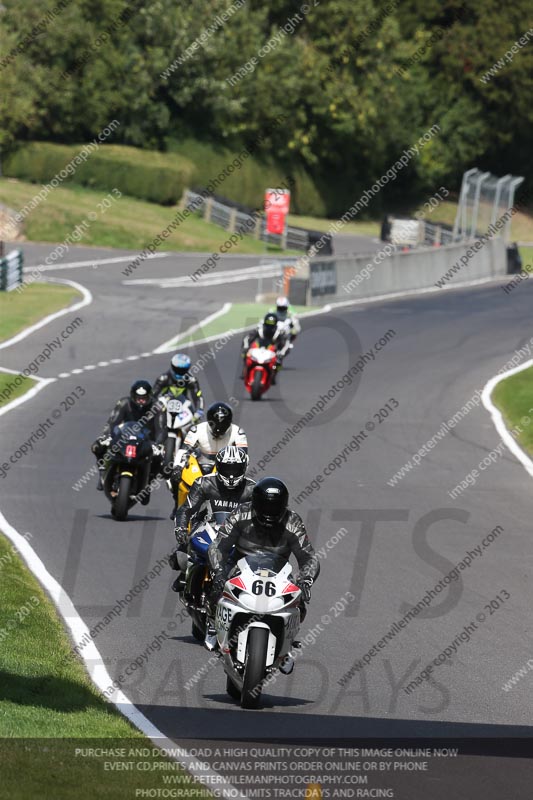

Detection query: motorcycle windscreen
xmin=240 ymin=551 xmax=290 ymax=576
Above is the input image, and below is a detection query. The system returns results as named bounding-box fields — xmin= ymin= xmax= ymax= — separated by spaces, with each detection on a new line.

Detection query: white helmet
xmin=276 ymin=296 xmax=289 ymax=310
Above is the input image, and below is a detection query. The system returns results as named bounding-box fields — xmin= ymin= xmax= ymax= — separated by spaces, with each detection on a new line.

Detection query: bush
xmin=167 ymin=138 xmax=326 ymax=217
xmin=4 ymin=143 xmax=195 ymax=205
xmin=4 ymin=140 xmax=326 ymax=215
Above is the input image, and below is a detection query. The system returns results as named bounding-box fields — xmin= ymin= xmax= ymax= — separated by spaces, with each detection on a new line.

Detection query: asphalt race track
xmin=2 ymin=246 xmax=533 ymax=796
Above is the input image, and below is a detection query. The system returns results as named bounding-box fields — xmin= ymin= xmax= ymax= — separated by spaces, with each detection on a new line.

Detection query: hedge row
xmin=4 ymin=143 xmax=195 ymax=206
xmin=4 ymin=140 xmax=326 ymax=216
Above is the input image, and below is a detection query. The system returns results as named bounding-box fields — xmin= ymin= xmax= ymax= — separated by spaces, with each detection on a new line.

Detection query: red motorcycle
xmin=243 ymin=343 xmax=278 ymax=400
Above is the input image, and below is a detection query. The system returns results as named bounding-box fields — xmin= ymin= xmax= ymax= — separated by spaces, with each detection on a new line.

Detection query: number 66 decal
xmin=252 ymin=579 xmax=276 ymax=596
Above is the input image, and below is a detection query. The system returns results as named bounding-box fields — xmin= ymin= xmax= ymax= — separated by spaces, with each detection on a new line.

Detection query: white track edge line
xmin=153 ymin=303 xmax=233 ymax=353
xmin=482 ymin=359 xmax=533 ymax=477
xmin=24 ymin=252 xmax=171 ymax=272
xmin=0 ymin=279 xmax=93 ymax=351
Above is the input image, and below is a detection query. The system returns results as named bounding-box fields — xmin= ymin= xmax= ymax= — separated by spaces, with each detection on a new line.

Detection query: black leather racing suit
xmin=208 ymin=503 xmax=320 ymax=596
xmin=175 ymin=475 xmax=256 ymax=530
xmin=91 ymin=398 xmax=165 ymax=471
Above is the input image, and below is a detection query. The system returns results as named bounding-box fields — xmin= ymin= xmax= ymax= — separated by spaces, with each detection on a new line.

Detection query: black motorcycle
xmin=103 ymin=422 xmax=154 ymax=520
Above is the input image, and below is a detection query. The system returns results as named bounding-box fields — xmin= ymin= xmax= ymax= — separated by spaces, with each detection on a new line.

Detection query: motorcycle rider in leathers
xmin=168 ymin=446 xmax=254 ymax=592
xmin=169 ymin=401 xmax=248 ymax=515
xmin=206 ymin=477 xmax=319 ymax=660
xmin=153 ymin=353 xmax=204 ymax=421
xmin=241 ymin=312 xmax=289 ymax=384
xmin=91 ymin=380 xmax=165 ymax=492
xmin=270 ymin=296 xmax=301 ymax=349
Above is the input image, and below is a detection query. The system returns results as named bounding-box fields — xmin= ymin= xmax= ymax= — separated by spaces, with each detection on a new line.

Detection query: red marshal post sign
xmin=265 ymin=188 xmax=291 ymax=236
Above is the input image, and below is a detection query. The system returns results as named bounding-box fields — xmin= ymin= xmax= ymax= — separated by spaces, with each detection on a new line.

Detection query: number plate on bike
xmin=125 ymin=445 xmax=137 ymax=457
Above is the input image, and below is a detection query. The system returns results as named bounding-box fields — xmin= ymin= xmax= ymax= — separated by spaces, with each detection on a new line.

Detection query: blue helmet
xmin=171 ymin=353 xmax=191 ymax=381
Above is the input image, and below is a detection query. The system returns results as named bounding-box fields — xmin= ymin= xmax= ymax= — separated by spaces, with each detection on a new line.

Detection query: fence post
xmin=204 ymin=197 xmax=213 ymax=223
xmin=227 ymin=207 xmax=237 ymax=233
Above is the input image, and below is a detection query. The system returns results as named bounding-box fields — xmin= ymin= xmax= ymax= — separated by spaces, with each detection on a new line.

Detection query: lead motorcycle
xmin=178 ymin=511 xmax=230 ymax=641
xmin=103 ymin=422 xmax=154 ymax=520
xmin=214 ymin=551 xmax=302 ymax=708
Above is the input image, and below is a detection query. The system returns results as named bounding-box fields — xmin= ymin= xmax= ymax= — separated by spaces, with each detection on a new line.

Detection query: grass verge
xmin=518 ymin=246 xmax=533 ymax=269
xmin=288 ymin=213 xmax=380 ymax=238
xmin=492 ymin=366 xmax=533 ymax=454
xmin=0 ymin=177 xmax=294 ymax=255
xmin=0 ymin=372 xmax=35 ymax=407
xmin=169 ymin=302 xmax=309 ymax=348
xmin=0 ymin=533 xmax=209 ymax=798
xmin=0 ymin=283 xmax=81 ymax=344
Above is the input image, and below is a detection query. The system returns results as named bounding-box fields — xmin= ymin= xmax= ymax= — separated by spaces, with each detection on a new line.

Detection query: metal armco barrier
xmin=0 ymin=249 xmax=24 ymax=291
xmin=184 ymin=190 xmax=331 ymax=253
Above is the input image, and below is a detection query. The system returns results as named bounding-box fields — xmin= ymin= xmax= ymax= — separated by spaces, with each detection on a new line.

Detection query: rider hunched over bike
xmin=241 ymin=312 xmax=289 ymax=384
xmin=169 ymin=401 xmax=248 ymax=513
xmin=91 ymin=380 xmax=165 ymax=491
xmin=206 ymin=477 xmax=320 ymax=658
xmin=169 ymin=446 xmax=255 ymax=591
xmin=153 ymin=353 xmax=204 ymax=421
xmin=270 ymin=296 xmax=301 ymax=349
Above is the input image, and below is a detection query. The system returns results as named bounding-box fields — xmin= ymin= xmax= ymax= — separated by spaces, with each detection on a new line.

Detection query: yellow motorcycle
xmin=177 ymin=452 xmax=216 ymax=508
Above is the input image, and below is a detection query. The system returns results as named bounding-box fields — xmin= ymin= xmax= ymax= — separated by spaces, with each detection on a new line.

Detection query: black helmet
xmin=130 ymin=380 xmax=153 ymax=410
xmin=215 ymin=446 xmax=249 ymax=490
xmin=252 ymin=477 xmax=289 ymax=527
xmin=206 ymin=401 xmax=233 ymax=437
xmin=262 ymin=312 xmax=278 ymax=341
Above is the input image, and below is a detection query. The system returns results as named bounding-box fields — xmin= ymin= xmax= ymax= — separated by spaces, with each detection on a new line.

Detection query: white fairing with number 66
xmin=214 ymin=551 xmax=302 ymax=708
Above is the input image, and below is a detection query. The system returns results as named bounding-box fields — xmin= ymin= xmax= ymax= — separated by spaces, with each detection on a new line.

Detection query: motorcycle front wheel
xmin=164 ymin=437 xmax=176 ymax=470
xmin=113 ymin=474 xmax=132 ymax=520
xmin=251 ymin=371 xmax=263 ymax=401
xmin=241 ymin=627 xmax=269 ymax=709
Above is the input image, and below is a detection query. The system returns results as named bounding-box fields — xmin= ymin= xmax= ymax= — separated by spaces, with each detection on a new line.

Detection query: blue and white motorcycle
xmin=178 ymin=511 xmax=229 ymax=641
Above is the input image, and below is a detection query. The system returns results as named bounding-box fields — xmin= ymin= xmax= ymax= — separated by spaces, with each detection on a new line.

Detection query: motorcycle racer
xmin=169 ymin=446 xmax=255 ymax=591
xmin=91 ymin=380 xmax=165 ymax=491
xmin=241 ymin=312 xmax=289 ymax=383
xmin=206 ymin=477 xmax=319 ymax=655
xmin=270 ymin=296 xmax=301 ymax=348
xmin=169 ymin=401 xmax=248 ymax=512
xmin=153 ymin=353 xmax=204 ymax=421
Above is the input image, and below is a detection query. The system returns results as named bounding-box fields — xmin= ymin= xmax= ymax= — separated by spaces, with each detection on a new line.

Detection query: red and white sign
xmin=265 ymin=188 xmax=290 ymax=235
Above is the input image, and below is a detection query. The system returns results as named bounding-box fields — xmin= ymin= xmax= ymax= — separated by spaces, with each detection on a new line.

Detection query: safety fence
xmin=183 ymin=190 xmax=330 ymax=252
